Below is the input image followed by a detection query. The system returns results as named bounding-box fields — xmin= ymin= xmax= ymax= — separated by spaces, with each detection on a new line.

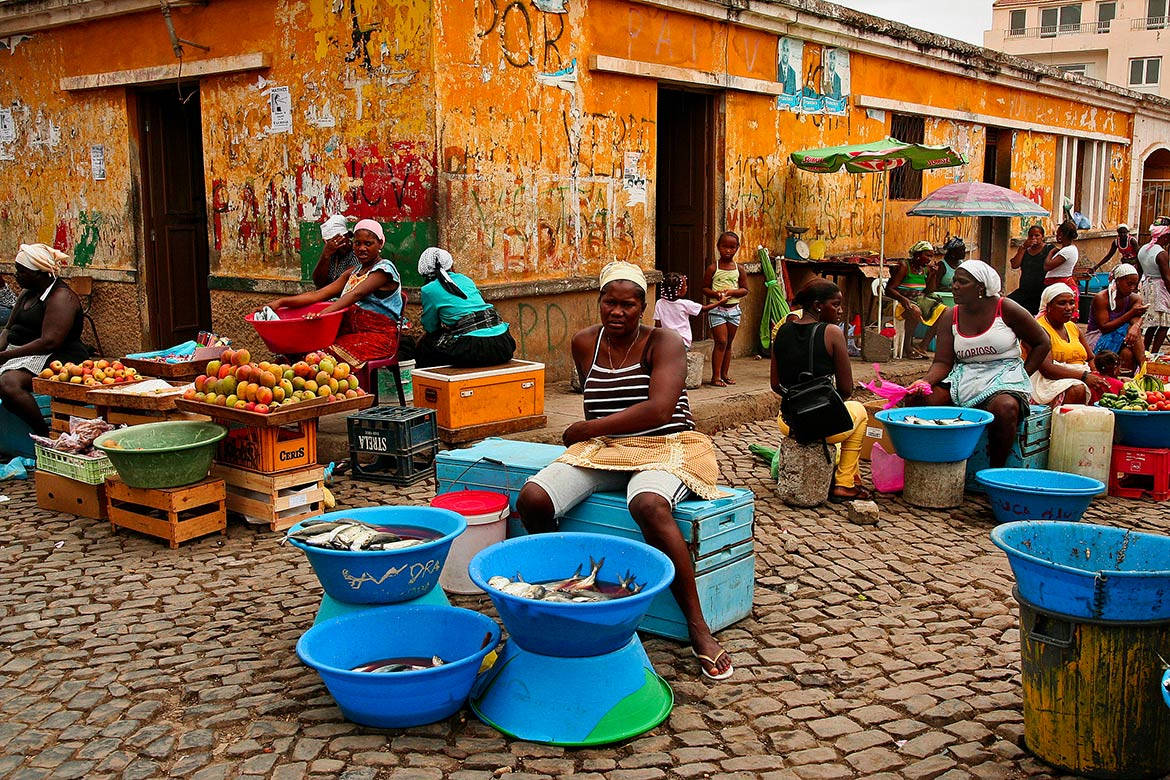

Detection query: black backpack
xmin=778 ymin=323 xmax=855 ymax=445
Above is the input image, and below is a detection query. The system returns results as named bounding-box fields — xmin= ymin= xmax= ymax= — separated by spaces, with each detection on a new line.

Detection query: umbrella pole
xmin=877 ymin=169 xmax=888 ymax=328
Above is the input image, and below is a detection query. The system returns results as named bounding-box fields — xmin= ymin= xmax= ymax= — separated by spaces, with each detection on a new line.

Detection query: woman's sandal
xmin=711 ymin=379 xmax=728 ymax=387
xmin=691 ymin=648 xmax=734 ymax=681
xmin=724 ymin=377 xmax=737 ymax=385
xmin=829 ymin=485 xmax=872 ymax=503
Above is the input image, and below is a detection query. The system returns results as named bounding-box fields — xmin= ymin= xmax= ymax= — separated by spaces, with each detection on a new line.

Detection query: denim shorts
xmin=709 ymin=305 xmax=741 ymax=328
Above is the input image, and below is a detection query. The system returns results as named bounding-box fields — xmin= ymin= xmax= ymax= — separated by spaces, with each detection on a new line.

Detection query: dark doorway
xmin=138 ymin=85 xmax=211 ymax=348
xmin=979 ymin=127 xmax=1014 ymax=275
xmin=656 ymin=88 xmax=716 ymax=326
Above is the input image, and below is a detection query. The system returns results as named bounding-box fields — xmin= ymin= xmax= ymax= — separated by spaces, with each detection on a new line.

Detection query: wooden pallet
xmin=437 ymin=414 xmax=547 ymax=444
xmin=105 ymin=476 xmax=227 ymax=549
xmin=212 ymin=464 xmax=325 ymax=532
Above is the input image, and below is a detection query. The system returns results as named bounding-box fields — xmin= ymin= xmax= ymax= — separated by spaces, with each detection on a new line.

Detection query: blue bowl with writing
xmin=287 ymin=507 xmax=466 ymax=604
xmin=976 ymin=468 xmax=1103 ymax=524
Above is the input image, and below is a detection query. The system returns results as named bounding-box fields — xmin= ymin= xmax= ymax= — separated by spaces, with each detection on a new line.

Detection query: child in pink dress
xmin=654 ymin=273 xmax=721 ymax=348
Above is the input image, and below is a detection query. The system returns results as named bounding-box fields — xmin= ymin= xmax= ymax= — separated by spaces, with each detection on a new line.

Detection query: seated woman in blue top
xmin=415 ymin=247 xmax=515 ymax=368
xmin=266 ymin=219 xmax=402 ymax=364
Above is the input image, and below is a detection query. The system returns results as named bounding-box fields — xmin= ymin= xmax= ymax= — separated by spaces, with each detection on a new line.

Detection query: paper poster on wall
xmin=776 ymin=37 xmax=803 ymax=111
xmin=90 ymin=145 xmax=106 ymax=181
xmin=821 ymin=48 xmax=851 ymax=115
xmin=0 ymin=108 xmax=14 ymax=143
xmin=268 ymin=86 xmax=292 ymax=133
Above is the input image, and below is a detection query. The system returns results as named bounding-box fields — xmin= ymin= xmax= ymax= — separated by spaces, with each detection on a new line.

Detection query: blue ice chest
xmin=435 ymin=438 xmax=756 ymax=640
xmin=965 ymin=405 xmax=1052 ymax=492
xmin=0 ymin=394 xmax=50 ymax=458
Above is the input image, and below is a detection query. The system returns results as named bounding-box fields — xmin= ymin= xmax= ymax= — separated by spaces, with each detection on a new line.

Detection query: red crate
xmin=1109 ymin=445 xmax=1170 ymax=501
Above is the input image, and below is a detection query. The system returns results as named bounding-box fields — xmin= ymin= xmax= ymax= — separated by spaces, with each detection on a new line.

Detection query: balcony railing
xmin=1007 ymin=20 xmax=1114 ymax=38
xmin=1131 ymin=16 xmax=1169 ymax=30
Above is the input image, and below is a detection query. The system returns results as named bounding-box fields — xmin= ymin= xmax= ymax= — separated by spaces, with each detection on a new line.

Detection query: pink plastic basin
xmin=245 ymin=303 xmax=348 ymax=355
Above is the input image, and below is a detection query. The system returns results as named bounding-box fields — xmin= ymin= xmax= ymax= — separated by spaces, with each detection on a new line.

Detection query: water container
xmin=1048 ymin=405 xmax=1114 ymax=490
xmin=432 ymin=490 xmax=509 ymax=594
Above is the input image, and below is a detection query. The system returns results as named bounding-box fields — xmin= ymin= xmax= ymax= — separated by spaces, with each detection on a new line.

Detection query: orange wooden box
xmin=105 ymin=476 xmax=226 ymax=549
xmin=217 ymin=420 xmax=318 ymax=474
xmin=36 ymin=470 xmax=107 ymax=520
xmin=412 ymin=360 xmax=545 ymax=430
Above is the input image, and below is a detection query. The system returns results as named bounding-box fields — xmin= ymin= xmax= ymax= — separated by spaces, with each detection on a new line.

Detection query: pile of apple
xmin=184 ymin=349 xmax=365 ymax=414
xmin=39 ymin=359 xmax=139 ymax=386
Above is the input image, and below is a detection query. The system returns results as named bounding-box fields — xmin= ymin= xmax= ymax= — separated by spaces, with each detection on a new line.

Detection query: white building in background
xmin=985 ymin=0 xmax=1169 ymax=98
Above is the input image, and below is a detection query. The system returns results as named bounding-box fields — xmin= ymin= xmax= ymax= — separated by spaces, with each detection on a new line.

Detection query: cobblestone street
xmin=2 ymin=419 xmax=1167 ymax=780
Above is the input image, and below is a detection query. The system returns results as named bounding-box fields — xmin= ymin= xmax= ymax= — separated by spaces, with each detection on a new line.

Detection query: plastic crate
xmin=966 ymin=405 xmax=1052 ymax=492
xmin=35 ymin=444 xmax=118 ymax=485
xmin=1108 ymin=445 xmax=1170 ymax=501
xmin=347 ymin=406 xmax=436 ymax=454
xmin=349 ymin=441 xmax=438 ymax=486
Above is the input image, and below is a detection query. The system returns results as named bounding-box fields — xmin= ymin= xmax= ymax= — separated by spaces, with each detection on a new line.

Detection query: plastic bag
xmin=254 ymin=306 xmax=281 ymax=322
xmin=862 ymin=365 xmax=931 ymax=410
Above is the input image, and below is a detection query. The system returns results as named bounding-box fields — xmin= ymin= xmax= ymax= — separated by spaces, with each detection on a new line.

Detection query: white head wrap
xmin=1108 ymin=263 xmax=1139 ymax=310
xmin=1118 ymin=223 xmax=1129 ymax=232
xmin=15 ymin=243 xmax=69 ymax=276
xmin=417 ymin=247 xmax=466 ymax=299
xmin=1040 ymin=282 xmax=1076 ymax=312
xmin=957 ymin=260 xmax=1001 ymax=298
xmin=320 ymin=214 xmax=349 ymax=241
xmin=599 ymin=261 xmax=647 ymax=293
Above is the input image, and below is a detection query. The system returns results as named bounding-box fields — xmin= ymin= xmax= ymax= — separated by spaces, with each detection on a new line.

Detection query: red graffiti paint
xmin=53 ymin=221 xmax=71 ymax=252
xmin=344 ymin=143 xmax=434 ymax=221
xmin=211 ymin=179 xmax=229 ymax=252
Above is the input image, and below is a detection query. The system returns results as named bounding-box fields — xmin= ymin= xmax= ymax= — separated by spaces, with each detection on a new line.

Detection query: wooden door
xmin=656 ymin=89 xmax=715 ymax=320
xmin=139 ymin=86 xmax=211 ymax=347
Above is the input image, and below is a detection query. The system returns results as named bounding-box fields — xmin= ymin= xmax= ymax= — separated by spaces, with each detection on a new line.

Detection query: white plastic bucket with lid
xmin=432 ymin=490 xmax=509 ymax=594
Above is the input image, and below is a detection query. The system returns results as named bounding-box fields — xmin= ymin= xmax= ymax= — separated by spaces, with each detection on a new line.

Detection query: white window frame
xmin=1130 ymin=56 xmax=1162 ymax=87
xmin=1147 ymin=0 xmax=1167 ymax=28
xmin=1054 ymin=137 xmax=1110 ymax=227
xmin=1096 ymin=1 xmax=1116 ymax=32
xmin=1058 ymin=63 xmax=1091 ymax=76
xmin=1009 ymin=9 xmax=1027 ymax=34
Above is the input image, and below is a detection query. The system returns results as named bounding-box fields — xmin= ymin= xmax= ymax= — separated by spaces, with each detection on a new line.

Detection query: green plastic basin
xmin=94 ymin=421 xmax=227 ymax=489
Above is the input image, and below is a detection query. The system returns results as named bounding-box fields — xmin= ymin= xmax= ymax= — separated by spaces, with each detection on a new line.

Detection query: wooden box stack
xmin=105 ymin=476 xmax=227 ymax=548
xmin=212 ymin=464 xmax=325 ymax=531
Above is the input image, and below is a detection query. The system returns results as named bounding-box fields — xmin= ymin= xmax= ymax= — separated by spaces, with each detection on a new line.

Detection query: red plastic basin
xmin=245 ymin=303 xmax=348 ymax=355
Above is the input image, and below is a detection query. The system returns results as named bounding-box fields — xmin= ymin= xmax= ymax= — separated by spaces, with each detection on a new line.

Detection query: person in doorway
xmin=1138 ymin=226 xmax=1170 ymax=354
xmin=1086 ymin=264 xmax=1146 ymax=371
xmin=912 ymin=261 xmax=1050 ymax=468
xmin=770 ymin=279 xmax=869 ymax=501
xmin=702 ymin=231 xmax=748 ymax=387
xmin=414 ymin=247 xmax=515 ymax=368
xmin=266 ymin=219 xmax=402 ymax=364
xmin=1090 ymin=223 xmax=1140 ymax=273
xmin=516 ymin=261 xmax=733 ymax=681
xmin=886 ymin=241 xmax=944 ymax=359
xmin=1007 ymin=225 xmax=1049 ymax=315
xmin=1044 ymin=220 xmax=1080 ymax=308
xmin=1028 ymin=284 xmax=1108 ymax=406
xmin=0 ymin=244 xmax=87 ymax=435
xmin=310 ymin=214 xmax=361 ymax=289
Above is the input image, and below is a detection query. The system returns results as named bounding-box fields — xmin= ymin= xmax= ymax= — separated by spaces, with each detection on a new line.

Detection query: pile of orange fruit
xmin=184 ymin=349 xmax=365 ymax=414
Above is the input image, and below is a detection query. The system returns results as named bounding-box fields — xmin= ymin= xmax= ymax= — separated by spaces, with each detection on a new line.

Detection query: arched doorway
xmin=1139 ymin=148 xmax=1170 ymax=240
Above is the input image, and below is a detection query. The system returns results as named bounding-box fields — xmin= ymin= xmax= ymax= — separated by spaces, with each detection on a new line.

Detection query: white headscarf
xmin=1040 ymin=282 xmax=1076 ymax=312
xmin=957 ymin=260 xmax=1001 ymax=298
xmin=599 ymin=261 xmax=647 ymax=292
xmin=14 ymin=243 xmax=69 ymax=276
xmin=1108 ymin=263 xmax=1139 ymax=310
xmin=320 ymin=214 xmax=348 ymax=241
xmin=417 ymin=247 xmax=466 ymax=299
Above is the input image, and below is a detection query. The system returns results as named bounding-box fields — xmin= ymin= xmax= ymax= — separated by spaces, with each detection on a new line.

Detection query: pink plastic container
xmin=870 ymin=442 xmax=904 ymax=493
xmin=245 ymin=303 xmax=348 ymax=355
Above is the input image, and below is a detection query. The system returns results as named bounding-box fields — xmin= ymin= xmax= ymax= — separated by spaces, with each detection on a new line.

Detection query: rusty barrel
xmin=1019 ymin=594 xmax=1170 ymax=779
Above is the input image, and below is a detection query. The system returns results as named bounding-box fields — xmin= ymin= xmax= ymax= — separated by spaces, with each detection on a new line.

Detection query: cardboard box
xmin=860 ymin=399 xmax=895 ymax=462
xmin=36 ymin=470 xmax=107 ymax=520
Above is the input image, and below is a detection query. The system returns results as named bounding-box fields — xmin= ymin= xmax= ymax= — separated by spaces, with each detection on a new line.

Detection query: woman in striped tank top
xmin=518 ymin=261 xmax=734 ymax=681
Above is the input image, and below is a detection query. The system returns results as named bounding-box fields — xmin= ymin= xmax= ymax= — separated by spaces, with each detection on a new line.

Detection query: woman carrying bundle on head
xmin=414 ymin=247 xmax=515 ymax=368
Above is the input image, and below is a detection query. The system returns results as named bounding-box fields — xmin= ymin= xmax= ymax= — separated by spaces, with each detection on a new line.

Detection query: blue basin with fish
xmin=297 ymin=604 xmax=499 ymax=728
xmin=991 ymin=521 xmax=1170 ymax=621
xmin=875 ymin=406 xmax=994 ymax=463
xmin=976 ymin=468 xmax=1102 ymax=524
xmin=468 ymin=532 xmax=675 ymax=657
xmin=287 ymin=507 xmax=466 ymax=604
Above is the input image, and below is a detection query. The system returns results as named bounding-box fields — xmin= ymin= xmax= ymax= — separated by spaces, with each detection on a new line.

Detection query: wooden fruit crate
xmin=88 ymin=383 xmax=206 ymax=427
xmin=105 ymin=476 xmax=227 ymax=549
xmin=50 ymin=398 xmax=100 ymax=433
xmin=33 ymin=375 xmax=145 ymax=402
xmin=212 ymin=464 xmax=324 ymax=531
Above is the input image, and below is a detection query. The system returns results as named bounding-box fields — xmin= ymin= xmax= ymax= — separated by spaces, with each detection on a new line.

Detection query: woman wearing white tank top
xmin=1138 ymin=226 xmax=1170 ymax=353
xmin=911 ymin=260 xmax=1051 ymax=468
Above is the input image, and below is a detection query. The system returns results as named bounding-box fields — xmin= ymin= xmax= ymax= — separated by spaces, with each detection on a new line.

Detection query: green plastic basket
xmin=34 ymin=444 xmax=118 ymax=485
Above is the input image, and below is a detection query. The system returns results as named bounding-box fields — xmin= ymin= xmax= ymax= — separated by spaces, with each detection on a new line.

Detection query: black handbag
xmin=778 ymin=323 xmax=855 ymax=445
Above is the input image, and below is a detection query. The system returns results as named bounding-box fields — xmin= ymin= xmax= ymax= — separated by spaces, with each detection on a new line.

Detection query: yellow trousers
xmin=776 ymin=400 xmax=868 ymax=488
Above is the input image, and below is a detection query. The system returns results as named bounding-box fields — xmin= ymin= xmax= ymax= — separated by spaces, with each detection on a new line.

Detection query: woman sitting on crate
xmin=771 ymin=279 xmax=870 ymax=501
xmin=266 ymin=219 xmax=402 ymax=365
xmin=414 ymin=247 xmax=516 ymax=368
xmin=0 ymin=244 xmax=87 ymax=436
xmin=1027 ymin=283 xmax=1110 ymax=407
xmin=1086 ymin=264 xmax=1147 ymax=372
xmin=516 ymin=261 xmax=733 ymax=682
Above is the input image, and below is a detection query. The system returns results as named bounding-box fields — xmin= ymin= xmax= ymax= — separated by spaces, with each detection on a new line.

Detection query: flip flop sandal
xmin=711 ymin=379 xmax=728 ymax=387
xmin=829 ymin=485 xmax=872 ymax=503
xmin=691 ymin=648 xmax=734 ymax=681
xmin=724 ymin=378 xmax=737 ymax=385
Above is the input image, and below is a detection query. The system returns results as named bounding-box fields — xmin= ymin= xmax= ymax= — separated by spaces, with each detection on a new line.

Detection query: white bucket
xmin=432 ymin=490 xmax=509 ymax=594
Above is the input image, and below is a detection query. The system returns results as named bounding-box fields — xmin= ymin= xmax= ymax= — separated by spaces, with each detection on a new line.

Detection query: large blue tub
xmin=875 ymin=406 xmax=994 ymax=463
xmin=469 ymin=532 xmax=674 ymax=657
xmin=297 ymin=604 xmax=499 ymax=728
xmin=1111 ymin=408 xmax=1170 ymax=449
xmin=991 ymin=521 xmax=1170 ymax=621
xmin=976 ymin=468 xmax=1102 ymax=523
xmin=287 ymin=507 xmax=466 ymax=604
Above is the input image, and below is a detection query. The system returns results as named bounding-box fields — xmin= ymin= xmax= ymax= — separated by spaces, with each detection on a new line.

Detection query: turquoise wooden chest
xmin=435 ymin=438 xmax=755 ymax=639
xmin=965 ymin=404 xmax=1052 ymax=492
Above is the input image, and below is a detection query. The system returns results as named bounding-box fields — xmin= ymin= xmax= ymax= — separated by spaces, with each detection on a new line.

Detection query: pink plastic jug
xmin=871 ymin=442 xmax=904 ymax=493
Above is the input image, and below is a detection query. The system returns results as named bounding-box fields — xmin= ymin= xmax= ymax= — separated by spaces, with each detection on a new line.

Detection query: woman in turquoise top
xmin=415 ymin=247 xmax=516 ymax=368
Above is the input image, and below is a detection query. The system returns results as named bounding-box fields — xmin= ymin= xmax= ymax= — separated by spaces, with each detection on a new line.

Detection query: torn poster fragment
xmin=532 ymin=0 xmax=567 ymax=12
xmin=535 ymin=58 xmax=577 ymax=92
xmin=622 ymin=151 xmax=647 ymax=207
xmin=268 ymin=86 xmax=292 ymax=133
xmin=90 ymin=145 xmax=105 ymax=181
xmin=0 ymin=108 xmax=14 ymax=143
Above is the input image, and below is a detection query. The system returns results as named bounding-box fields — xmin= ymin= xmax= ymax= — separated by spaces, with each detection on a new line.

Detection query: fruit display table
xmin=87 ymin=380 xmax=206 ymax=427
xmin=33 ymin=368 xmax=145 ymax=432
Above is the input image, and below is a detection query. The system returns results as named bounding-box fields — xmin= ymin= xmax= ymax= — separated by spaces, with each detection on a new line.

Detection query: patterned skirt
xmin=328 ymin=307 xmax=400 ymax=367
xmin=1139 ymin=276 xmax=1170 ymax=329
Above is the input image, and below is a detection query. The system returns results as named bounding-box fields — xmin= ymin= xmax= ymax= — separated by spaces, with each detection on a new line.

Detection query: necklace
xmin=604 ymin=327 xmax=640 ymax=369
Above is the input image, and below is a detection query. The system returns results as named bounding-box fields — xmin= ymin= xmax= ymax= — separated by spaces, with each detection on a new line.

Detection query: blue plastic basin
xmin=991 ymin=521 xmax=1170 ymax=621
xmin=976 ymin=468 xmax=1102 ymax=523
xmin=0 ymin=394 xmax=50 ymax=459
xmin=296 ymin=604 xmax=499 ymax=728
xmin=287 ymin=507 xmax=466 ymax=604
xmin=1111 ymin=408 xmax=1170 ymax=449
xmin=468 ymin=532 xmax=675 ymax=657
xmin=875 ymin=406 xmax=994 ymax=463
